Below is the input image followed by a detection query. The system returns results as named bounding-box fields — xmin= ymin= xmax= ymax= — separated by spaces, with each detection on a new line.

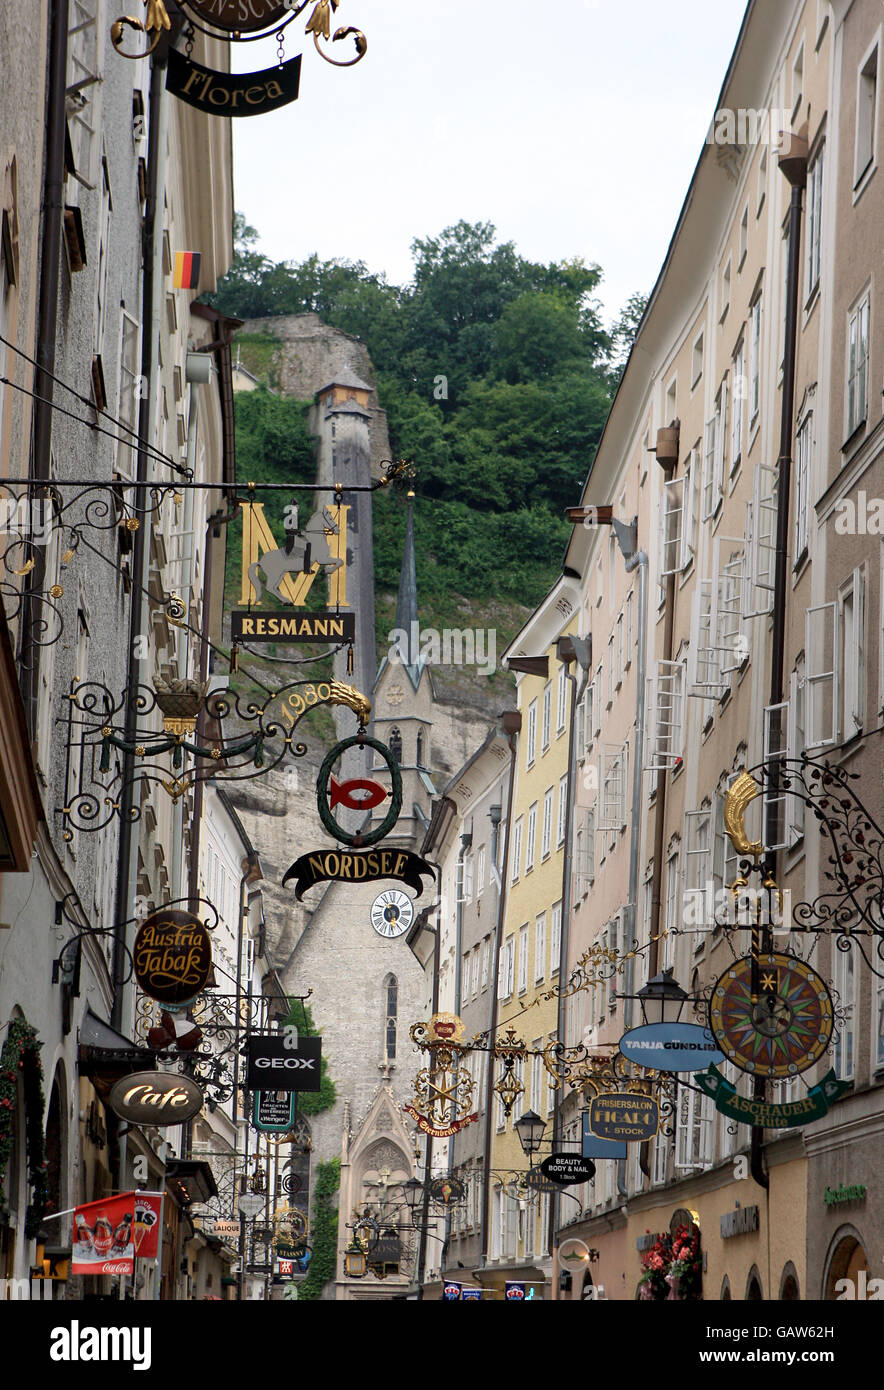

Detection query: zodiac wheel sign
xmin=709 ymin=952 xmax=833 ymax=1079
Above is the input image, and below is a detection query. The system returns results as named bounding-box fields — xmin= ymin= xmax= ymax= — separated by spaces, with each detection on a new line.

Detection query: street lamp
xmin=344 ymin=1240 xmax=367 ymax=1279
xmin=403 ymin=1177 xmax=423 ymax=1221
xmin=637 ymin=968 xmax=687 ymax=1026
xmin=514 ymin=1109 xmax=546 ymax=1158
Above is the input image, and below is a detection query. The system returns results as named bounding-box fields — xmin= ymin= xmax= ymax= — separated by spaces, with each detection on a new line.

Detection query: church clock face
xmin=371 ymin=889 xmax=413 ymax=939
xmin=709 ymin=952 xmax=833 ymax=1079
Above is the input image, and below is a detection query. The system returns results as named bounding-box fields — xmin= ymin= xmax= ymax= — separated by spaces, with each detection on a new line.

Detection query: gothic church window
xmin=384 ymin=974 xmax=398 ymax=1060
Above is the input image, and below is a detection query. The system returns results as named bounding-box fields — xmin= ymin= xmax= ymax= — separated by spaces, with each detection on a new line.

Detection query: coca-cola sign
xmin=109 ymin=1071 xmax=204 ymax=1126
xmin=133 ymin=908 xmax=212 ymax=1007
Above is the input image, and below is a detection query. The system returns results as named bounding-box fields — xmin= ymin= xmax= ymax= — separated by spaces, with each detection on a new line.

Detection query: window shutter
xmin=744 ymin=464 xmax=777 ymax=616
xmin=680 ymin=457 xmax=696 ymax=569
xmin=661 ymin=477 xmax=685 ymax=576
xmin=644 ymin=661 xmax=685 ymax=770
xmin=763 ymin=700 xmax=791 ymax=851
xmin=687 ymin=581 xmax=726 ymax=696
xmin=805 ymin=601 xmax=838 ymax=747
xmin=702 ymin=417 xmax=717 ymax=521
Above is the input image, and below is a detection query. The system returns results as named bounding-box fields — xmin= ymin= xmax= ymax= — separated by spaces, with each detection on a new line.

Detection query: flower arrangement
xmin=638 ymin=1223 xmax=702 ymax=1301
xmin=638 ymin=1231 xmax=673 ymax=1300
xmin=0 ymin=1020 xmax=49 ymax=1238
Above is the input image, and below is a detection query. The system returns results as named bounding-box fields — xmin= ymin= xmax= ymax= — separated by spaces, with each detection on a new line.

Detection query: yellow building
xmin=480 ymin=578 xmax=585 ymax=1296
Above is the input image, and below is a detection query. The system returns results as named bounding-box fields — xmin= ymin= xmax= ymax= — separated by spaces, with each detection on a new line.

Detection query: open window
xmin=645 ymin=661 xmax=685 ymax=771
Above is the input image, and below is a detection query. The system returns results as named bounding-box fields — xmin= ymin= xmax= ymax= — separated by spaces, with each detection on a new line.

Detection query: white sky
xmin=230 ymin=0 xmax=748 ymax=324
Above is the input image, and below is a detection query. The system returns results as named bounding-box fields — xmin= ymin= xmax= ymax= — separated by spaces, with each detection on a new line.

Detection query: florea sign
xmin=166 ymin=49 xmax=302 ymax=118
xmin=618 ymin=1022 xmax=725 ymax=1073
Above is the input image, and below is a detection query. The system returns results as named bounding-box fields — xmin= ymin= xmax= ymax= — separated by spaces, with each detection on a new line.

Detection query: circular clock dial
xmin=370 ymin=889 xmax=413 ymax=939
xmin=709 ymin=952 xmax=833 ymax=1078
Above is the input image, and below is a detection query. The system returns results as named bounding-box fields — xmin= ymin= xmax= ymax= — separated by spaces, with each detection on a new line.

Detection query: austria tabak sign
xmin=133 ymin=908 xmax=212 ymax=1007
xmin=283 ymin=847 xmax=435 ymax=900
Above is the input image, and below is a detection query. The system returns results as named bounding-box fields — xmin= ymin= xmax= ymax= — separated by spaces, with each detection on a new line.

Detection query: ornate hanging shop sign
xmin=580 ymin=1114 xmax=627 ymax=1160
xmin=539 ymin=1154 xmax=596 ymax=1187
xmin=253 ymin=1091 xmax=297 ymax=1133
xmin=317 ymin=736 xmax=402 ymax=846
xmin=111 ymin=0 xmax=366 ymax=67
xmin=238 ymin=503 xmax=349 ymax=620
xmin=245 ymin=1035 xmax=322 ymax=1092
xmin=133 ymin=908 xmax=212 ymax=1008
xmin=617 ymin=1022 xmax=725 ymax=1073
xmin=695 ymin=1065 xmax=851 ymax=1129
xmin=709 ymin=953 xmax=833 ymax=1078
xmin=166 ymin=49 xmax=302 ymax=117
xmin=588 ymin=1092 xmax=660 ymax=1142
xmin=405 ymin=1014 xmax=478 ymax=1138
xmin=282 ymin=847 xmax=435 ymax=899
xmin=108 ymin=1072 xmax=204 ymax=1126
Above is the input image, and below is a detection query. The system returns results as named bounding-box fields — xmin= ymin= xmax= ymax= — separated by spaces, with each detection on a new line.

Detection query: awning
xmin=165 ymin=1159 xmax=218 ymax=1207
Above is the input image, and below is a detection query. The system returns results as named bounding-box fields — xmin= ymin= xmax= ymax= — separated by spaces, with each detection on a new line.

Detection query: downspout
xmin=234 ymin=850 xmax=261 ymax=1301
xmin=112 ymin=46 xmax=170 ymax=1030
xmin=21 ymin=0 xmax=69 ymax=730
xmin=752 ymin=133 xmax=808 ymax=1194
xmin=479 ymin=712 xmax=521 ymax=1267
xmin=623 ymin=546 xmax=649 ymax=1028
xmin=415 ymin=918 xmax=440 ymax=1298
xmin=639 ymin=428 xmax=678 ymax=1177
xmin=170 ymin=394 xmax=198 ymax=900
xmin=549 ymin=634 xmax=589 ymax=1290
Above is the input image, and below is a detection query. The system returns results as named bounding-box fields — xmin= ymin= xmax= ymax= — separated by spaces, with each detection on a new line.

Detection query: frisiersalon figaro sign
xmin=108 ymin=1072 xmax=203 ymax=1126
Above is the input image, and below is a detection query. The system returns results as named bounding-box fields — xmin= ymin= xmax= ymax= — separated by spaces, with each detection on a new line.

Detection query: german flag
xmin=173 ymin=251 xmax=200 ymax=290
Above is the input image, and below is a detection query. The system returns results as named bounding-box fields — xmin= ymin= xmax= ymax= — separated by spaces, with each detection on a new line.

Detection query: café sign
xmin=108 ymin=1071 xmax=203 ymax=1126
xmin=133 ymin=908 xmax=212 ymax=1008
xmin=246 ymin=1035 xmax=322 ymax=1093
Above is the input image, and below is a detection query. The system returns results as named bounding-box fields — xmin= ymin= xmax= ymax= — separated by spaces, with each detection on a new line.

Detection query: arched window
xmin=384 ymin=975 xmax=398 ymax=1060
xmin=416 ymin=729 xmax=425 ymax=768
xmin=389 ymin=727 xmax=403 ymax=764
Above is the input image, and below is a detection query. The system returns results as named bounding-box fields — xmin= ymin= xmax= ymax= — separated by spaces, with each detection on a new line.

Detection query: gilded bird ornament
xmin=723 ymin=770 xmax=764 ymax=861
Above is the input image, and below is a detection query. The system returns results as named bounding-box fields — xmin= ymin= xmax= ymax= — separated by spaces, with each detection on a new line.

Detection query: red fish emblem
xmin=329 ymin=776 xmax=389 ymax=810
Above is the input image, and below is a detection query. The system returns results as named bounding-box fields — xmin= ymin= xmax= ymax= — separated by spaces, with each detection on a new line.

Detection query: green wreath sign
xmin=0 ymin=1020 xmax=49 ymax=1238
xmin=316 ymin=736 xmax=402 ymax=847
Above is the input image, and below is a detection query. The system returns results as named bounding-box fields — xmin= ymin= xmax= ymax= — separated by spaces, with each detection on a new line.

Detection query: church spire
xmin=394 ymin=491 xmax=418 ymax=638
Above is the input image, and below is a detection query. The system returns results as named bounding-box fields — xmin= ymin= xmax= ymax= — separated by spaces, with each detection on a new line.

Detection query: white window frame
xmin=557 ymin=774 xmax=567 ymax=848
xmin=731 ymin=340 xmax=745 ymax=473
xmin=805 ymin=144 xmax=824 ymax=300
xmin=744 ymin=468 xmax=777 ymax=617
xmin=839 ymin=567 xmax=865 ymax=740
xmin=541 ymin=683 xmax=551 ymax=752
xmin=846 ymin=291 xmax=870 ymax=437
xmin=794 ymin=412 xmax=812 ymax=559
xmin=676 ymin=1085 xmax=714 ymax=1171
xmin=534 ymin=914 xmax=546 ymax=984
xmin=645 ymin=661 xmax=685 ymax=770
xmin=525 ymin=803 xmax=537 ymax=873
xmin=510 ymin=817 xmax=523 ymax=882
xmin=854 ymin=38 xmax=880 ymax=188
xmin=833 ymin=939 xmax=855 ymax=1080
xmin=749 ymin=292 xmax=762 ymax=426
xmin=500 ymin=937 xmax=515 ymax=999
xmin=518 ymin=925 xmax=529 ymax=994
xmin=525 ymin=698 xmax=537 ymax=768
xmin=550 ymin=901 xmax=562 ymax=976
xmin=541 ymin=788 xmax=553 ymax=859
xmin=556 ymin=666 xmax=567 ymax=733
xmin=599 ymin=743 xmax=629 ymax=832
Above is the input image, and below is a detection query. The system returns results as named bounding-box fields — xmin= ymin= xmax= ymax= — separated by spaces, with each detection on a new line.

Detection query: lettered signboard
xmin=246 ymin=1035 xmax=322 ymax=1093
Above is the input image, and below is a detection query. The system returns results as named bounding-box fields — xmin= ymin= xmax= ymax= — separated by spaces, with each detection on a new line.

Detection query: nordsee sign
xmin=618 ymin=1022 xmax=725 ymax=1073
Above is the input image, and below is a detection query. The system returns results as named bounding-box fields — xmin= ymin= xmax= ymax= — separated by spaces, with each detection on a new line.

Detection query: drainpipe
xmin=170 ymin=393 xmax=198 ymax=900
xmin=622 ymin=540 xmax=649 ymax=1028
xmin=454 ymin=833 xmax=472 ymax=1014
xmin=112 ymin=46 xmax=170 ymax=1030
xmin=479 ymin=711 xmax=521 ymax=1267
xmin=549 ymin=634 xmax=590 ymax=1292
xmin=751 ymin=132 xmax=808 ymax=1194
xmin=20 ymin=0 xmax=69 ymax=730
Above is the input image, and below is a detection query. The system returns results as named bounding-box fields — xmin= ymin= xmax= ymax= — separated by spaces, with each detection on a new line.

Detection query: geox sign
xmin=245 ymin=1035 xmax=322 ymax=1092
